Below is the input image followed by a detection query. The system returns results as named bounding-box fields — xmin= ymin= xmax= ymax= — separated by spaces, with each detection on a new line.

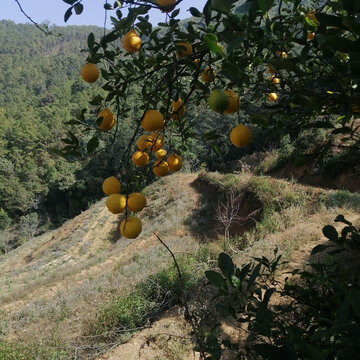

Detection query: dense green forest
xmin=0 ymin=21 xmax=107 ymax=245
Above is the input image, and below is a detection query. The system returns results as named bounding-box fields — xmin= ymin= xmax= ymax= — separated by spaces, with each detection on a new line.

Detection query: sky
xmin=2 ymin=0 xmax=208 ymax=28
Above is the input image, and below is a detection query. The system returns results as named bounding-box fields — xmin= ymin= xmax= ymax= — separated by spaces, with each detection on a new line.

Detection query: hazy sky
xmin=2 ymin=0 xmax=208 ymax=27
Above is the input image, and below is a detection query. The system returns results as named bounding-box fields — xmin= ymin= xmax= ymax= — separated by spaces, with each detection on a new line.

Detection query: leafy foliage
xmin=204 ymin=216 xmax=360 ymax=359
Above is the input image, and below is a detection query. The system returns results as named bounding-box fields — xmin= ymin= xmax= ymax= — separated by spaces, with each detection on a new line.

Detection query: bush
xmin=0 ymin=208 xmax=10 ymax=230
xmin=88 ymin=256 xmax=199 ymax=341
xmin=203 ymin=216 xmax=360 ymax=359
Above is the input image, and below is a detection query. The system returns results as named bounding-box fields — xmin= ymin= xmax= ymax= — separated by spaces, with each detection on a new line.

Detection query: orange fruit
xmin=208 ymin=89 xmax=229 ymax=114
xmin=122 ymin=29 xmax=141 ymax=52
xmin=201 ymin=66 xmax=216 ymax=83
xmin=120 ymin=217 xmax=142 ymax=239
xmin=81 ymin=63 xmax=99 ymax=83
xmin=98 ymin=108 xmax=115 ymax=131
xmin=137 ymin=133 xmax=163 ymax=151
xmin=106 ymin=194 xmax=126 ymax=214
xmin=149 ymin=132 xmax=163 ymax=152
xmin=223 ymin=90 xmax=240 ymax=114
xmin=307 ymin=32 xmax=315 ymax=41
xmin=167 ymin=154 xmax=183 ymax=172
xmin=156 ymin=0 xmax=176 ymax=12
xmin=141 ymin=110 xmax=165 ymax=132
xmin=132 ymin=151 xmax=149 ymax=167
xmin=276 ymin=51 xmax=287 ymax=58
xmin=155 ymin=149 xmax=167 ymax=160
xmin=193 ymin=58 xmax=200 ymax=66
xmin=176 ymin=41 xmax=192 ymax=58
xmin=270 ymin=75 xmax=280 ymax=84
xmin=268 ymin=92 xmax=278 ymax=102
xmin=153 ymin=160 xmax=170 ymax=177
xmin=102 ymin=176 xmax=120 ymax=195
xmin=127 ymin=193 xmax=146 ymax=213
xmin=230 ymin=125 xmax=252 ymax=148
xmin=137 ymin=134 xmax=152 ymax=151
xmin=171 ymin=98 xmax=186 ymax=120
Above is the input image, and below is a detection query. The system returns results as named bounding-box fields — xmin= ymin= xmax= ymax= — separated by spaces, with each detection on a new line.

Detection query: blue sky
xmin=2 ymin=0 xmax=208 ymax=27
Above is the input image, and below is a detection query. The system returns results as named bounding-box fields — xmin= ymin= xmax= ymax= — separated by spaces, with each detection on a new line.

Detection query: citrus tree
xmin=55 ymin=0 xmax=360 ymax=239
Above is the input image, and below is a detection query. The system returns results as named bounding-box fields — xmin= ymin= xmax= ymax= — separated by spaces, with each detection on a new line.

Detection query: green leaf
xmin=247 ymin=263 xmax=261 ymax=290
xmin=49 ymin=148 xmax=67 ymax=159
xmin=87 ymin=136 xmax=99 ymax=154
xmin=258 ymin=0 xmax=275 ymax=13
xmin=205 ymin=270 xmax=228 ymax=290
xmin=87 ymin=32 xmax=95 ymax=50
xmin=74 ymin=3 xmax=83 ymax=15
xmin=171 ymin=9 xmax=180 ymax=18
xmin=67 ymin=131 xmax=79 ymax=146
xmin=64 ymin=120 xmax=84 ymax=125
xmin=211 ymin=0 xmax=233 ymax=14
xmin=231 ymin=274 xmax=240 ymax=288
xmin=218 ymin=253 xmax=234 ymax=279
xmin=64 ymin=8 xmax=73 ymax=23
xmin=189 ymin=7 xmax=202 ymax=17
xmin=335 ymin=214 xmax=352 ymax=225
xmin=322 ymin=225 xmax=338 ymax=242
xmin=203 ymin=33 xmax=225 ymax=56
xmin=104 ymin=3 xmax=113 ymax=10
xmin=311 ymin=244 xmax=329 ymax=255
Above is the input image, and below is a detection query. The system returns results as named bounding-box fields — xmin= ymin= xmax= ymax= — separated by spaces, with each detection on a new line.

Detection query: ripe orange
xmin=137 ymin=134 xmax=152 ymax=151
xmin=98 ymin=108 xmax=115 ymax=131
xmin=270 ymin=75 xmax=280 ymax=84
xmin=150 ymin=133 xmax=163 ymax=152
xmin=276 ymin=51 xmax=287 ymax=58
xmin=156 ymin=0 xmax=176 ymax=12
xmin=81 ymin=63 xmax=99 ymax=83
xmin=122 ymin=29 xmax=141 ymax=52
xmin=230 ymin=125 xmax=252 ymax=148
xmin=201 ymin=66 xmax=216 ymax=83
xmin=176 ymin=42 xmax=192 ymax=58
xmin=102 ymin=176 xmax=120 ymax=195
xmin=268 ymin=92 xmax=278 ymax=102
xmin=167 ymin=154 xmax=183 ymax=172
xmin=141 ymin=110 xmax=165 ymax=132
xmin=307 ymin=32 xmax=315 ymax=41
xmin=120 ymin=217 xmax=142 ymax=239
xmin=193 ymin=58 xmax=200 ymax=66
xmin=155 ymin=149 xmax=167 ymax=160
xmin=208 ymin=89 xmax=229 ymax=114
xmin=153 ymin=160 xmax=170 ymax=177
xmin=171 ymin=98 xmax=186 ymax=120
xmin=106 ymin=194 xmax=126 ymax=214
xmin=223 ymin=90 xmax=240 ymax=114
xmin=127 ymin=193 xmax=146 ymax=213
xmin=132 ymin=151 xmax=149 ymax=167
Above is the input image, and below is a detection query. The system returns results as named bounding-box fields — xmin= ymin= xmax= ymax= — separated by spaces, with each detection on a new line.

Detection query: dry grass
xmin=1 ymin=171 xmax=359 ymax=359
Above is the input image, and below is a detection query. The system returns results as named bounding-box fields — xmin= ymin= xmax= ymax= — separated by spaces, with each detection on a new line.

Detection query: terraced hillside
xmin=0 ymin=171 xmax=359 ymax=359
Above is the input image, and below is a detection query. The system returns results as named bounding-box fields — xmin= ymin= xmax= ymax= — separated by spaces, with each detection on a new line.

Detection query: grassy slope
xmin=0 ymin=171 xmax=359 ymax=359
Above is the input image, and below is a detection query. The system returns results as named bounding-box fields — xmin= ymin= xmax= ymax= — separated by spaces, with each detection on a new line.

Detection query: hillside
xmin=1 ymin=171 xmax=359 ymax=359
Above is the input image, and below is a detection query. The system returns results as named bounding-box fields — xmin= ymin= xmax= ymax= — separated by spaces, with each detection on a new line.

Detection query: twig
xmin=154 ymin=233 xmax=207 ymax=360
xmin=14 ymin=0 xmax=52 ymax=35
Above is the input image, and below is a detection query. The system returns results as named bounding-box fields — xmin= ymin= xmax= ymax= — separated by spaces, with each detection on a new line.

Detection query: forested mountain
xmin=0 ymin=21 xmax=108 ymax=245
